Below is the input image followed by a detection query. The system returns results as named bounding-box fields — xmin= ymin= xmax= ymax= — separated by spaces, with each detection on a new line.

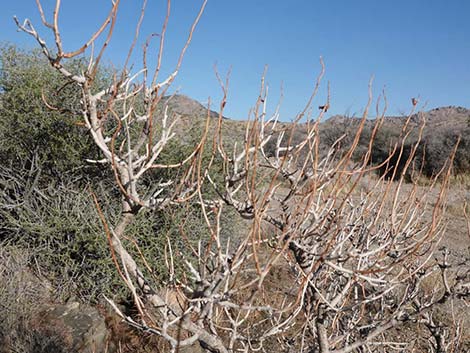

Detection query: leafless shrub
xmin=14 ymin=1 xmax=470 ymax=352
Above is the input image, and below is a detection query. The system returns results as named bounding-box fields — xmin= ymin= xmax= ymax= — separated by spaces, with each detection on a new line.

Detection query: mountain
xmin=319 ymin=106 xmax=470 ymax=177
xmin=325 ymin=106 xmax=470 ymax=130
xmin=164 ymin=95 xmax=469 ymax=132
xmin=161 ymin=94 xmax=222 ymax=119
xmin=161 ymin=94 xmax=470 ymax=175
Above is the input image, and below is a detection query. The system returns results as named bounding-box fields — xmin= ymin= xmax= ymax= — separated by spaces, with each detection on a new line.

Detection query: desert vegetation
xmin=1 ymin=1 xmax=469 ymax=353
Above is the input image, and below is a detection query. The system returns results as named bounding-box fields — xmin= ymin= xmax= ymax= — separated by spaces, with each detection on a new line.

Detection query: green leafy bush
xmin=0 ymin=44 xmax=106 ymax=182
xmin=0 ymin=45 xmax=235 ymax=304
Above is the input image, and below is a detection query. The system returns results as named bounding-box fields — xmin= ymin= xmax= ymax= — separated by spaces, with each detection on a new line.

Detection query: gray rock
xmin=36 ymin=301 xmax=114 ymax=353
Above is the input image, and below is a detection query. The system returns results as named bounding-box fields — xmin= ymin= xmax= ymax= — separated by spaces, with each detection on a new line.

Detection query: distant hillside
xmin=324 ymin=106 xmax=470 ymax=132
xmin=321 ymin=106 xmax=470 ymax=177
xmin=161 ymin=94 xmax=222 ymax=119
xmin=164 ymin=94 xmax=469 ymax=134
xmin=162 ymin=95 xmax=470 ymax=177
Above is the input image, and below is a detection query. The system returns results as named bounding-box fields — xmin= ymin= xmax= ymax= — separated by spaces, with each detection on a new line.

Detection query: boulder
xmin=35 ymin=301 xmax=113 ymax=353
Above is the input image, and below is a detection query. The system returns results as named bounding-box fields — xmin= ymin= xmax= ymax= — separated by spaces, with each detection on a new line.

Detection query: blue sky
xmin=1 ymin=1 xmax=469 ymax=120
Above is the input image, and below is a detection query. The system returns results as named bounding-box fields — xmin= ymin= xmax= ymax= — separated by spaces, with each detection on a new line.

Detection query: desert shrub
xmin=0 ymin=44 xmax=108 ymax=182
xmin=0 ymin=165 xmax=124 ymax=302
xmin=0 ymin=97 xmax=230 ymax=306
xmin=320 ymin=115 xmax=470 ymax=179
xmin=371 ymin=138 xmax=415 ymax=180
xmin=318 ymin=118 xmax=394 ymax=166
xmin=416 ymin=128 xmax=470 ymax=177
xmin=319 ymin=115 xmax=357 ymax=146
xmin=0 ymin=161 xmax=225 ymax=303
xmin=453 ymin=131 xmax=470 ymax=173
xmin=0 ymin=45 xmax=232 ymax=304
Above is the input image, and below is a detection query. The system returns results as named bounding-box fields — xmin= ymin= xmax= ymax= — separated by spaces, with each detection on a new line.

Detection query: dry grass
xmin=0 ymin=245 xmax=72 ymax=353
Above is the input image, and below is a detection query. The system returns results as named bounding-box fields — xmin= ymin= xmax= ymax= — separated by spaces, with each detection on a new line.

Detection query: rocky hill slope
xmin=165 ymin=95 xmax=470 ymax=177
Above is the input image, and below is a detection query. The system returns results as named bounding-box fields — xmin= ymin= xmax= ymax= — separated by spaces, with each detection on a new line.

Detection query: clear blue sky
xmin=1 ymin=1 xmax=469 ymax=120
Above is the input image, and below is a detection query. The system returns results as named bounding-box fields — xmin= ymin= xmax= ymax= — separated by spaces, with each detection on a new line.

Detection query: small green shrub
xmin=0 ymin=44 xmax=108 ymax=182
xmin=0 ymin=45 xmax=229 ymax=303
